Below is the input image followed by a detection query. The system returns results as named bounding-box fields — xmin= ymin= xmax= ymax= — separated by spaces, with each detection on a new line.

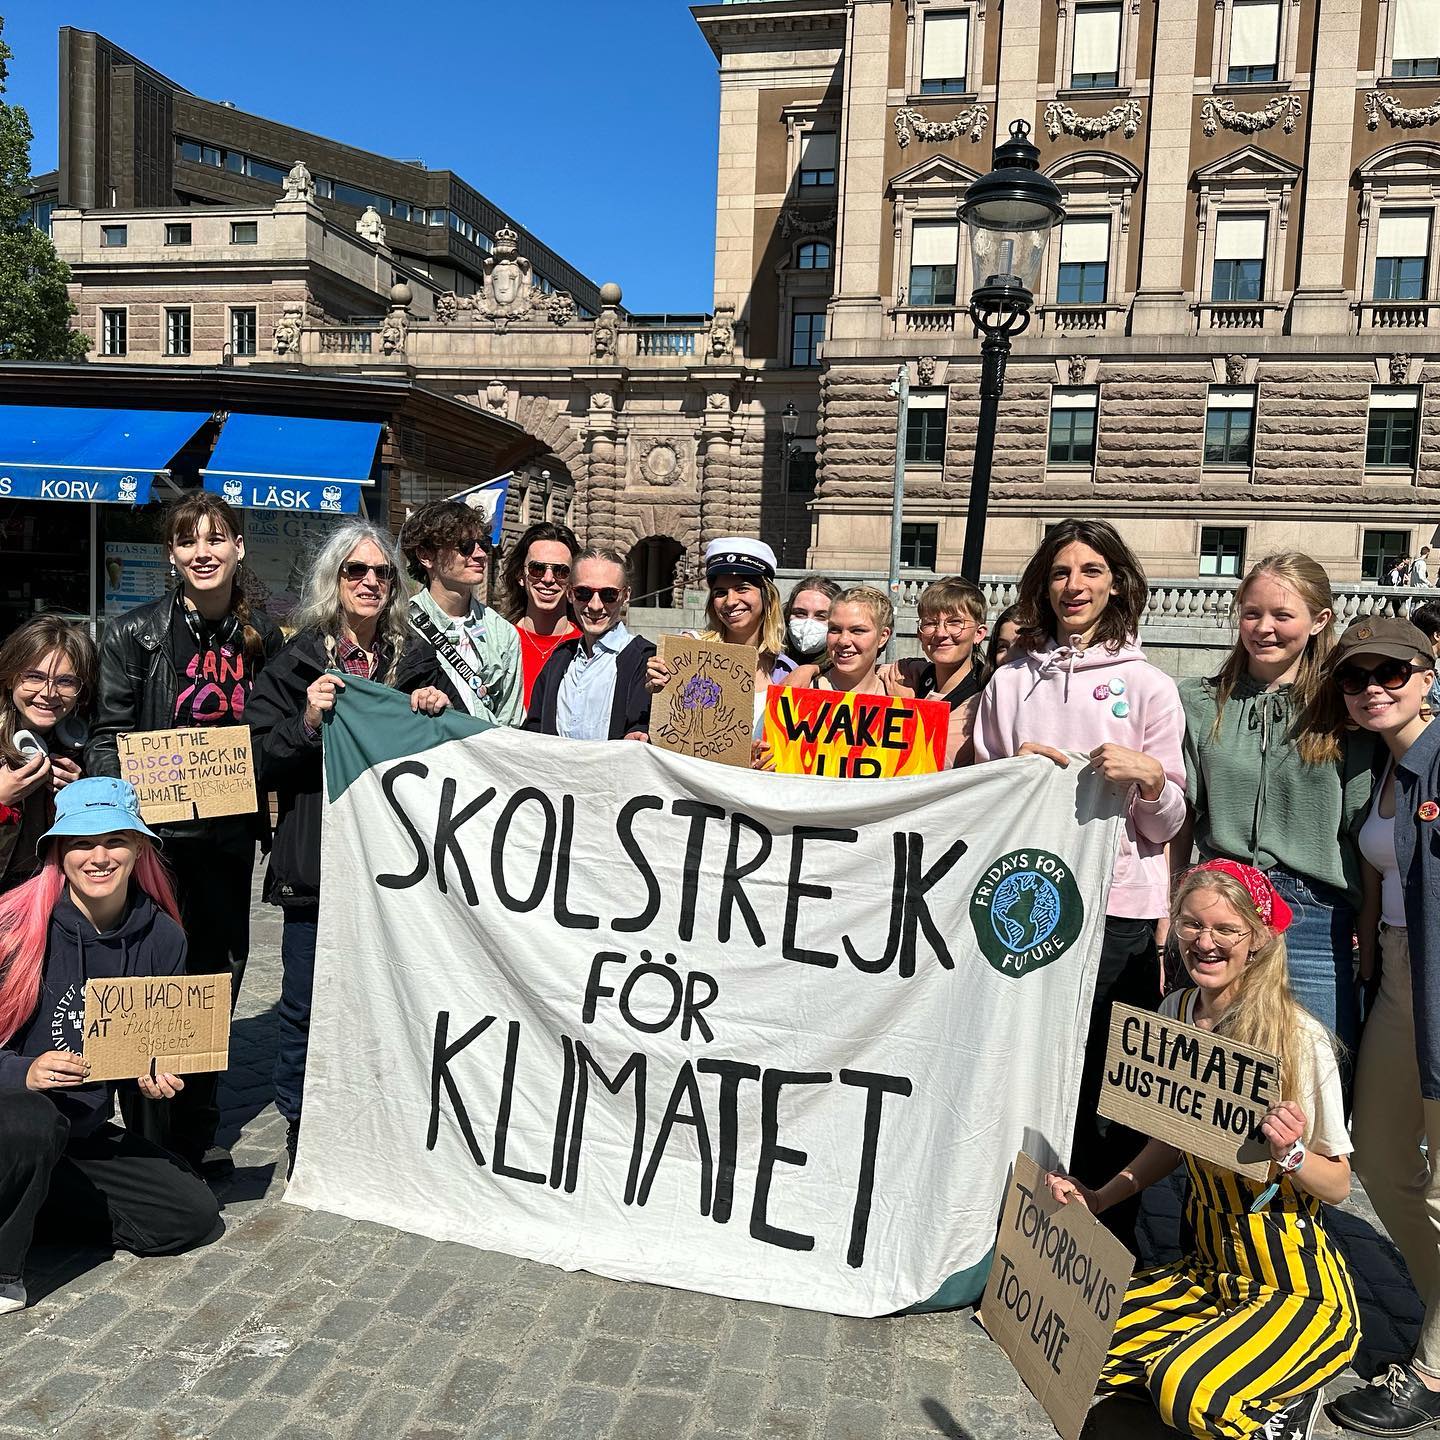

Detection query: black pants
xmin=0 ymin=1090 xmax=220 ymax=1281
xmin=1069 ymin=915 xmax=1159 ymax=1251
xmin=125 ymin=833 xmax=255 ymax=1166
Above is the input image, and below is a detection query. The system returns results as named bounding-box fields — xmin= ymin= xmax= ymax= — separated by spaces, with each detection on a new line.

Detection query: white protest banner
xmin=287 ymin=679 xmax=1125 ymax=1316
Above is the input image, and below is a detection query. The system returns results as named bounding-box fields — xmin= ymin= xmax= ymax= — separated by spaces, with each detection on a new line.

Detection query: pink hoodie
xmin=973 ymin=637 xmax=1187 ymax=919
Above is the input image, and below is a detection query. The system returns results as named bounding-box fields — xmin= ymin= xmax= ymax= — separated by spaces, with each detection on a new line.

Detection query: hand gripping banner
xmin=287 ymin=679 xmax=1125 ymax=1316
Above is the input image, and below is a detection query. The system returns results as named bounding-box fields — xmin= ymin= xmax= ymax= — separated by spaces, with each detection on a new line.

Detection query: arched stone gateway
xmin=628 ymin=535 xmax=685 ymax=608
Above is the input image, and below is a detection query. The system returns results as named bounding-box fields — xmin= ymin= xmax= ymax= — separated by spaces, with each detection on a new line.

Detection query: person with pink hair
xmin=0 ymin=779 xmax=220 ymax=1316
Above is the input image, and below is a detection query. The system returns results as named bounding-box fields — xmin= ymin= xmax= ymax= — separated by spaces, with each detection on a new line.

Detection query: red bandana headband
xmin=1188 ymin=859 xmax=1293 ymax=933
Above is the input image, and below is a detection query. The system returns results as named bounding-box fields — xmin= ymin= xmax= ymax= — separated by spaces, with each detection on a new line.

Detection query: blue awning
xmin=201 ymin=413 xmax=382 ymax=514
xmin=0 ymin=405 xmax=212 ymax=505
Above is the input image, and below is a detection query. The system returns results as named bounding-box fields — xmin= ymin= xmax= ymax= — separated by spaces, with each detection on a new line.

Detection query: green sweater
xmin=1179 ymin=674 xmax=1376 ymax=901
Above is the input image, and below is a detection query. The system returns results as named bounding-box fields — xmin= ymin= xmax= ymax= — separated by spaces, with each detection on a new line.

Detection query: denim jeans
xmin=1267 ymin=866 xmax=1358 ymax=1054
xmin=274 ymin=915 xmax=319 ymax=1126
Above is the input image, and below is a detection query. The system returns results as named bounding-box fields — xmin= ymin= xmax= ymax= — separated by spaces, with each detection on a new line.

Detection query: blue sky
xmin=1 ymin=1 xmax=721 ymax=312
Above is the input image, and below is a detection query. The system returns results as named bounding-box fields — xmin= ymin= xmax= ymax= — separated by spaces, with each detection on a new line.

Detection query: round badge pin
xmin=1420 ymin=801 xmax=1440 ymax=823
xmin=1112 ymin=699 xmax=1130 ymax=718
xmin=1093 ymin=684 xmax=1110 ymax=701
xmin=1109 ymin=678 xmax=1126 ymax=697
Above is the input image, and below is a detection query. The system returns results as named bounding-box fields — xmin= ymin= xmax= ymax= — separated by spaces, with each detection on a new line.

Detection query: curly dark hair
xmin=1013 ymin=519 xmax=1148 ymax=654
xmin=398 ymin=501 xmax=489 ymax=585
xmin=497 ymin=521 xmax=580 ymax=623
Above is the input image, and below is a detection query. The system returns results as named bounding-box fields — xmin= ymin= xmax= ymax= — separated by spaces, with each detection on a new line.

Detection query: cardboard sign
xmin=1098 ymin=1003 xmax=1280 ymax=1182
xmin=118 ymin=725 xmax=258 ymax=824
xmin=763 ymin=685 xmax=949 ymax=778
xmin=982 ymin=1151 xmax=1134 ymax=1440
xmin=648 ymin=635 xmax=756 ymax=767
xmin=82 ymin=973 xmax=232 ymax=1082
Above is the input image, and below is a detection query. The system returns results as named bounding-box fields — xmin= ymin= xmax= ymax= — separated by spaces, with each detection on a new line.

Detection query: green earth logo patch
xmin=970 ymin=849 xmax=1084 ymax=977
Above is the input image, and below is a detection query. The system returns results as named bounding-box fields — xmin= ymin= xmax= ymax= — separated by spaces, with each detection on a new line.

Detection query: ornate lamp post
xmin=957 ymin=119 xmax=1064 ymax=583
xmin=781 ymin=401 xmax=801 ymax=565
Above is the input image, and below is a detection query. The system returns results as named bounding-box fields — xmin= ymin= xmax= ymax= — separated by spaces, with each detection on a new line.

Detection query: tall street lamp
xmin=957 ymin=119 xmax=1064 ymax=584
xmin=781 ymin=401 xmax=801 ymax=566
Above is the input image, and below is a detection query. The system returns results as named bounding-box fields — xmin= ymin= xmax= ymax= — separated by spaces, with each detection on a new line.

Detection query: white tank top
xmin=1358 ymin=765 xmax=1406 ymax=928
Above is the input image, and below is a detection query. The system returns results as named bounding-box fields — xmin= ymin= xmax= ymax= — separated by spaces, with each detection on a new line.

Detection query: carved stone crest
xmin=1067 ymin=355 xmax=1087 ymax=385
xmin=1225 ymin=354 xmax=1247 ymax=385
xmin=1366 ymin=89 xmax=1440 ymax=130
xmin=1044 ymin=99 xmax=1143 ymax=141
xmin=709 ymin=304 xmax=735 ymax=359
xmin=706 ymin=391 xmax=731 ymax=413
xmin=894 ymin=106 xmax=988 ymax=148
xmin=435 ymin=293 xmax=459 ymax=324
xmin=590 ymin=391 xmax=615 ymax=412
xmin=282 ymin=161 xmax=314 ymax=203
xmin=1200 ymin=95 xmax=1302 ymax=138
xmin=356 ymin=206 xmax=387 ymax=246
xmin=917 ymin=356 xmax=937 ymax=385
xmin=1391 ymin=353 xmax=1412 ymax=385
xmin=545 ymin=291 xmax=576 ymax=326
xmin=779 ymin=205 xmax=837 ymax=239
xmin=485 ymin=380 xmax=508 ymax=413
xmin=637 ymin=438 xmax=685 ymax=487
xmin=379 ymin=310 xmax=407 ymax=356
xmin=591 ymin=316 xmax=618 ymax=360
xmin=272 ymin=301 xmax=303 ymax=356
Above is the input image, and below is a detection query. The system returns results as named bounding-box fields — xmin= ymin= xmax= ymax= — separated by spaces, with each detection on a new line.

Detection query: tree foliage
xmin=0 ymin=20 xmax=89 ymax=361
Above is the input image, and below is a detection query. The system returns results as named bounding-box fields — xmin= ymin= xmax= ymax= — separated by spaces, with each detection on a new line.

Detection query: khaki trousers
xmin=1353 ymin=927 xmax=1440 ymax=1376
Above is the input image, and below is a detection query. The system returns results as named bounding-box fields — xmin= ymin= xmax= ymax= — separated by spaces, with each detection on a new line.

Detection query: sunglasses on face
xmin=1335 ymin=658 xmax=1423 ymax=695
xmin=572 ymin=586 xmax=622 ymax=605
xmin=340 ymin=562 xmax=395 ymax=585
xmin=455 ymin=537 xmax=488 ymax=559
xmin=527 ymin=560 xmax=571 ymax=583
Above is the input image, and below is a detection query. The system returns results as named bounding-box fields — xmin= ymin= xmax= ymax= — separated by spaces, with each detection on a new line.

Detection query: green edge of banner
xmin=902 ymin=1251 xmax=992 ymax=1314
xmin=323 ymin=674 xmax=495 ymax=803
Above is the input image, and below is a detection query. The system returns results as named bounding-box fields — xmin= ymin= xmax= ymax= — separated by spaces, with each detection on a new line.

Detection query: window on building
xmin=909 ymin=221 xmax=959 ymax=307
xmin=920 ymin=11 xmax=969 ymax=94
xmin=1227 ymin=1 xmax=1281 ymax=83
xmin=1048 ymin=388 xmax=1099 ymax=465
xmin=164 ymin=222 xmax=192 ymax=246
xmin=1367 ymin=388 xmax=1421 ymax=469
xmin=1211 ymin=214 xmax=1267 ymax=302
xmin=906 ymin=390 xmax=947 ymax=465
xmin=1363 ymin=530 xmax=1411 ymax=581
xmin=1374 ymin=211 xmax=1432 ymax=300
xmin=1393 ymin=0 xmax=1440 ymax=77
xmin=900 ymin=523 xmax=939 ymax=570
xmin=787 ymin=448 xmax=818 ymax=494
xmin=1071 ymin=3 xmax=1121 ymax=88
xmin=1204 ymin=386 xmax=1256 ymax=466
xmin=100 ymin=309 xmax=127 ymax=357
xmin=24 ymin=200 xmax=54 ymax=235
xmin=230 ymin=307 xmax=258 ymax=357
xmin=164 ymin=308 xmax=191 ymax=358
xmin=230 ymin=221 xmax=258 ymax=245
xmin=1056 ymin=218 xmax=1110 ymax=304
xmin=790 ymin=310 xmax=825 ymax=367
xmin=1199 ymin=527 xmax=1247 ymax=578
xmin=797 ymin=241 xmax=832 ymax=270
xmin=799 ymin=131 xmax=837 ymax=189
xmin=100 ymin=225 xmax=127 ymax=248
xmin=247 ymin=157 xmax=287 ymax=186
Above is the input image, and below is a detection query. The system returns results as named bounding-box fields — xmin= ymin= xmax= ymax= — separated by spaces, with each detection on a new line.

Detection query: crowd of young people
xmin=1 ymin=497 xmax=1439 ymax=1439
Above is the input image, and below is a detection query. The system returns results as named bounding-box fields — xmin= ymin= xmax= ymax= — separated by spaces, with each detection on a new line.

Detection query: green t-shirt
xmin=1179 ymin=673 xmax=1375 ymax=901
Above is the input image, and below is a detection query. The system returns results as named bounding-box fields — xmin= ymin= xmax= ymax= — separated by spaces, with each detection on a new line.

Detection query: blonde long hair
xmin=1207 ymin=553 xmax=1339 ymax=764
xmin=703 ymin=574 xmax=785 ymax=662
xmin=1171 ymin=869 xmax=1340 ymax=1142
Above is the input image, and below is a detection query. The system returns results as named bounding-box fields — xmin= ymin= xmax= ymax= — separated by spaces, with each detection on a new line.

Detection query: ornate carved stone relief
xmin=779 ymin=205 xmax=837 ymax=238
xmin=917 ymin=356 xmax=937 ymax=385
xmin=282 ymin=161 xmax=314 ymax=203
xmin=1225 ymin=354 xmax=1247 ymax=385
xmin=1200 ymin=95 xmax=1302 ymax=138
xmin=636 ymin=438 xmax=687 ymax=487
xmin=1391 ymin=353 xmax=1412 ymax=385
xmin=1366 ymin=89 xmax=1440 ymax=130
xmin=1067 ymin=355 xmax=1087 ymax=385
xmin=355 ymin=206 xmax=386 ymax=245
xmin=709 ymin=304 xmax=736 ymax=359
xmin=1044 ymin=99 xmax=1143 ymax=141
xmin=894 ymin=106 xmax=988 ymax=148
xmin=272 ymin=301 xmax=303 ymax=356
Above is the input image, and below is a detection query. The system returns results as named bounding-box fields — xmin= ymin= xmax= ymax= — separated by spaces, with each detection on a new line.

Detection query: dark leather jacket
xmin=85 ymin=590 xmax=284 ymax=840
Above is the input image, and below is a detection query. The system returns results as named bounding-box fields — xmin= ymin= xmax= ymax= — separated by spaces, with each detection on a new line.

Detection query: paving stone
xmin=467 ymin=1402 xmax=541 ymax=1438
xmin=421 ymin=1358 xmax=508 ymax=1427
xmin=306 ymin=1366 xmax=375 ymax=1420
xmin=636 ymin=1338 xmax=716 ymax=1393
xmin=206 ymin=1399 xmax=289 ymax=1440
xmin=613 ymin=1391 xmax=698 ymax=1440
xmin=707 ymin=1367 xmax=765 ymax=1432
xmin=573 ymin=1335 xmax=644 ymax=1387
xmin=343 ymin=1386 xmax=422 ymax=1438
xmin=265 ymin=1339 xmax=340 ymax=1399
xmin=773 ymin=1355 xmax=831 ymax=1411
xmin=547 ymin=1385 xmax=622 ymax=1440
xmin=721 ymin=1314 xmax=779 ymax=1373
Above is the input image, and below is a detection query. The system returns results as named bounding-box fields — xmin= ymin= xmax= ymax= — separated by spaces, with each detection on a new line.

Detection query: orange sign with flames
xmin=763 ymin=685 xmax=949 ymax=778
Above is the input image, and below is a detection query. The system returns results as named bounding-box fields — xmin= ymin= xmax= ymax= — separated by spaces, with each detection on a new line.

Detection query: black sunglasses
xmin=340 ymin=562 xmax=395 ymax=584
xmin=527 ymin=560 xmax=571 ymax=582
xmin=1334 ymin=658 xmax=1423 ymax=695
xmin=572 ymin=586 xmax=622 ymax=605
xmin=455 ymin=537 xmax=488 ymax=558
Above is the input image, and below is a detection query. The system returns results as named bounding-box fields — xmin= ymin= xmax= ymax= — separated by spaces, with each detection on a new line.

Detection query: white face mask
xmin=788 ymin=616 xmax=828 ymax=655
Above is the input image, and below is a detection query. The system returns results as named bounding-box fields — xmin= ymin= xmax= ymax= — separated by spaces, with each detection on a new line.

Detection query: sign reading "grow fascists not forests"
xmin=288 ymin=684 xmax=1125 ymax=1315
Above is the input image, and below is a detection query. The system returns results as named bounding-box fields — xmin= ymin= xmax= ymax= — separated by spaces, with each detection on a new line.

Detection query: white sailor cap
xmin=704 ymin=537 xmax=778 ymax=581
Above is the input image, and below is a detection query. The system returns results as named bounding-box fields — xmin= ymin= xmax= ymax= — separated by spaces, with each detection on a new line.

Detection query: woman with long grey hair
xmin=247 ymin=520 xmax=449 ymax=1174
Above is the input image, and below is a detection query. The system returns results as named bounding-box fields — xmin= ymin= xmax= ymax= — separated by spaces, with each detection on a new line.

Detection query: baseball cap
xmin=1332 ymin=615 xmax=1433 ymax=667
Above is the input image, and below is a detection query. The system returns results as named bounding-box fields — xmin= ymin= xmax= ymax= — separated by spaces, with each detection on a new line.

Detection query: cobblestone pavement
xmin=0 ymin=894 xmax=1424 ymax=1440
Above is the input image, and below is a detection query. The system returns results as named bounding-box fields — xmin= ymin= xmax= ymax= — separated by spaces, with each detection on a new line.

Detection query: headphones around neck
xmin=183 ymin=602 xmax=241 ymax=648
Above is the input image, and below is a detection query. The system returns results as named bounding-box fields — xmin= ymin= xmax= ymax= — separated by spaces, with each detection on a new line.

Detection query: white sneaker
xmin=1260 ymin=1387 xmax=1321 ymax=1440
xmin=0 ymin=1281 xmax=26 ymax=1315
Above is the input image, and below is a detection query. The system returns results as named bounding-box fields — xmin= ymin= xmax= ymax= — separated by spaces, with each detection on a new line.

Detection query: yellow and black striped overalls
xmin=1097 ymin=991 xmax=1361 ymax=1439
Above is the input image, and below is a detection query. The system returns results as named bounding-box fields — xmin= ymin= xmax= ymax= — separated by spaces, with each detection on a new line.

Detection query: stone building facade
xmin=31 ymin=6 xmax=1440 ymax=588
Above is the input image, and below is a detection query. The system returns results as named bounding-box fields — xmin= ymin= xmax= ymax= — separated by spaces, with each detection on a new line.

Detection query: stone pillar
xmin=1129 ymin=2 xmax=1202 ymax=334
xmin=996 ymin=0 xmax=1042 ymax=118
xmin=578 ymin=380 xmax=622 ymax=548
xmin=829 ymin=0 xmax=893 ymax=343
xmin=1289 ymin=0 xmax=1364 ymax=335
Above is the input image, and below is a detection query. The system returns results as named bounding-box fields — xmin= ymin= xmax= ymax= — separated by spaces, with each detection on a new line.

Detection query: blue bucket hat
xmin=40 ymin=777 xmax=159 ymax=843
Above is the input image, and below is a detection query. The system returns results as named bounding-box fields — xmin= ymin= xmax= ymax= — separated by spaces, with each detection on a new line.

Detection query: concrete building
xmin=26 ymin=6 xmax=1440 ymax=594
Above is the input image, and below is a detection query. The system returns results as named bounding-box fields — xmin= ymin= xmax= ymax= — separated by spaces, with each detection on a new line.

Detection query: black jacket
xmin=85 ymin=590 xmax=284 ymax=841
xmin=523 ymin=632 xmax=656 ymax=740
xmin=247 ymin=627 xmax=442 ymax=914
xmin=0 ymin=889 xmax=186 ymax=1138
